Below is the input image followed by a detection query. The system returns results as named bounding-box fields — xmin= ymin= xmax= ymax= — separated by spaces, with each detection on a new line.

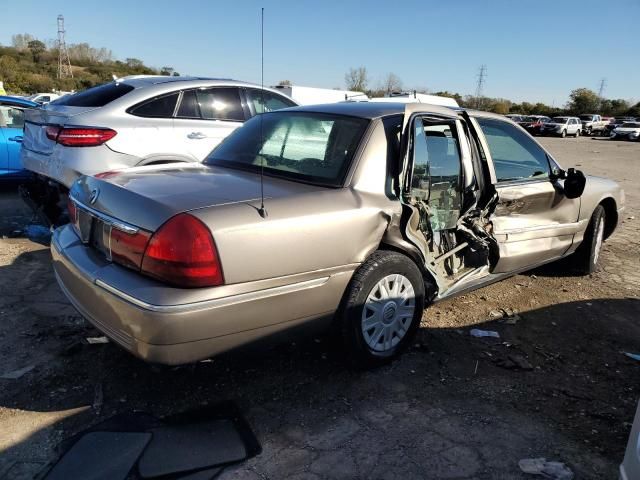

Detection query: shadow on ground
xmin=0 ymin=246 xmax=638 ymax=479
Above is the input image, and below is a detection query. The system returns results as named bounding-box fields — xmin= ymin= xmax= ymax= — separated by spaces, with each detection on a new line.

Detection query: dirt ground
xmin=0 ymin=136 xmax=638 ymax=480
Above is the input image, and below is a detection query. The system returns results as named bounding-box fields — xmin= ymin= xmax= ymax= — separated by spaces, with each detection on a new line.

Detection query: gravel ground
xmin=0 ymin=136 xmax=638 ymax=479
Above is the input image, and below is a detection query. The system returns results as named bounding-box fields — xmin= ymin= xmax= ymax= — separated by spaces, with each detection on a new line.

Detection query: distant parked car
xmin=610 ymin=121 xmax=640 ymax=141
xmin=21 ymin=76 xmax=298 ymax=222
xmin=578 ymin=114 xmax=607 ymax=136
xmin=505 ymin=114 xmax=526 ymax=122
xmin=540 ymin=116 xmax=582 ymax=137
xmin=518 ymin=115 xmax=550 ymax=136
xmin=26 ymin=93 xmax=62 ymax=105
xmin=0 ymin=95 xmax=38 ymax=179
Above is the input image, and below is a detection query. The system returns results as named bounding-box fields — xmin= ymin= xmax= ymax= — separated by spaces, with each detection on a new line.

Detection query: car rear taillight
xmin=47 ymin=127 xmax=116 ymax=147
xmin=110 ymin=228 xmax=152 ymax=270
xmin=140 ymin=213 xmax=224 ymax=288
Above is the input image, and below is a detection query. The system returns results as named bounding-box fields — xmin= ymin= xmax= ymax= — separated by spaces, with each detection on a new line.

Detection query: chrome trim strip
xmin=494 ymin=221 xmax=582 ymax=235
xmin=95 ymin=276 xmax=330 ymax=313
xmin=69 ymin=195 xmax=139 ymax=234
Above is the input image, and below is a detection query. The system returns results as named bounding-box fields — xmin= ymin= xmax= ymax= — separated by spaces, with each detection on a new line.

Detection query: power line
xmin=474 ymin=65 xmax=487 ymax=108
xmin=57 ymin=15 xmax=73 ymax=79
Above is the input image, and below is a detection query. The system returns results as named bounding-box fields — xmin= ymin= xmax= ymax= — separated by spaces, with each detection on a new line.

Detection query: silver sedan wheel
xmin=361 ymin=274 xmax=416 ymax=353
xmin=593 ymin=216 xmax=605 ymax=264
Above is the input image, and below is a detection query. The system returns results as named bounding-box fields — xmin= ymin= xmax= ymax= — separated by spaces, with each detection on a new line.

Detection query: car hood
xmin=70 ymin=163 xmax=327 ymax=231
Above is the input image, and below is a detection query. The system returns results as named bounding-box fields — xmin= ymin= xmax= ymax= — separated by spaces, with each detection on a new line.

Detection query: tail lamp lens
xmin=56 ymin=128 xmax=117 ymax=147
xmin=110 ymin=228 xmax=152 ymax=270
xmin=141 ymin=213 xmax=223 ymax=288
xmin=46 ymin=126 xmax=116 ymax=147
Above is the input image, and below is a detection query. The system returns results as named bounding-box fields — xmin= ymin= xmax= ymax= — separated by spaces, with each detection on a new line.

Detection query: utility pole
xmin=57 ymin=15 xmax=73 ymax=79
xmin=474 ymin=65 xmax=487 ymax=109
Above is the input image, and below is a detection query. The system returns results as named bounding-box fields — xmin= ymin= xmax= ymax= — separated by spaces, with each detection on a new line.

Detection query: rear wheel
xmin=338 ymin=251 xmax=425 ymax=368
xmin=560 ymin=129 xmax=566 ymax=138
xmin=572 ymin=205 xmax=606 ymax=274
xmin=575 ymin=129 xmax=580 ymax=137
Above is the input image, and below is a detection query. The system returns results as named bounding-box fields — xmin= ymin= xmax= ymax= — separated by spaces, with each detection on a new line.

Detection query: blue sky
xmin=2 ymin=0 xmax=639 ymax=105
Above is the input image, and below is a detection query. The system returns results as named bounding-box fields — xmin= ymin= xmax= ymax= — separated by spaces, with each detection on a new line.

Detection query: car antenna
xmin=257 ymin=7 xmax=268 ymax=219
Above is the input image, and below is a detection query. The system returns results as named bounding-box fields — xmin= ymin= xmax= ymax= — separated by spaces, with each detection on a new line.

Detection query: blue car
xmin=0 ymin=95 xmax=39 ymax=179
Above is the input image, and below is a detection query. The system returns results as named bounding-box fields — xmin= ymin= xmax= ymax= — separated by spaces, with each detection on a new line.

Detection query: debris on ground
xmin=497 ymin=354 xmax=534 ymax=371
xmin=93 ymin=383 xmax=103 ymax=414
xmin=86 ymin=336 xmax=109 ymax=344
xmin=470 ymin=329 xmax=500 ymax=338
xmin=518 ymin=457 xmax=574 ymax=479
xmin=0 ymin=364 xmax=35 ymax=379
xmin=624 ymin=352 xmax=640 ymax=361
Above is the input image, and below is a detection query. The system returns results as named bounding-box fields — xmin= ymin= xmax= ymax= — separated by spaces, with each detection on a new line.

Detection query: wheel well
xmin=378 ymin=242 xmax=437 ymax=297
xmin=599 ymin=197 xmax=618 ymax=239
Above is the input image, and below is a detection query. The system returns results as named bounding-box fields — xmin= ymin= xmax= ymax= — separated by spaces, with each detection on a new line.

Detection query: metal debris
xmin=518 ymin=457 xmax=574 ymax=479
xmin=624 ymin=352 xmax=640 ymax=361
xmin=86 ymin=336 xmax=109 ymax=344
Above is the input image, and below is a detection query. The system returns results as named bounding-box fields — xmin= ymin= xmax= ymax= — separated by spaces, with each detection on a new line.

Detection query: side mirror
xmin=563 ymin=168 xmax=586 ymax=199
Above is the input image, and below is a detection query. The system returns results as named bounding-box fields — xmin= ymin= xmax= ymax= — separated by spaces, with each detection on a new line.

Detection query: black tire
xmin=338 ymin=251 xmax=426 ymax=368
xmin=572 ymin=205 xmax=606 ymax=274
xmin=575 ymin=129 xmax=580 ymax=138
xmin=560 ymin=129 xmax=566 ymax=138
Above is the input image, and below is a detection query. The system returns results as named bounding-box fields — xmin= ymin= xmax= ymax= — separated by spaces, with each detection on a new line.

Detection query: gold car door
xmin=474 ymin=117 xmax=580 ymax=273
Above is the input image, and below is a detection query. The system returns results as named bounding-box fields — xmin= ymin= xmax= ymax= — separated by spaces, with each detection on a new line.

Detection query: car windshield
xmin=551 ymin=117 xmax=567 ymax=123
xmin=621 ymin=122 xmax=640 ymax=128
xmin=205 ymin=112 xmax=370 ymax=186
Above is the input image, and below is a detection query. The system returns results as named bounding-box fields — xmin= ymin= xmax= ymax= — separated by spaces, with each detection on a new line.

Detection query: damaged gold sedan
xmin=52 ymin=103 xmax=624 ymax=366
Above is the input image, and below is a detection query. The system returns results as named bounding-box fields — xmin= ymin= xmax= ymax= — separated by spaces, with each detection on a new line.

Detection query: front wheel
xmin=576 ymin=129 xmax=581 ymax=137
xmin=338 ymin=251 xmax=425 ymax=368
xmin=572 ymin=205 xmax=606 ymax=274
xmin=560 ymin=129 xmax=566 ymax=138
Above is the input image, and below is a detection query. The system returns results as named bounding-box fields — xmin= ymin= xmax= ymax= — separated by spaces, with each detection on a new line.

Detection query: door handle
xmin=8 ymin=136 xmax=23 ymax=143
xmin=187 ymin=132 xmax=207 ymax=139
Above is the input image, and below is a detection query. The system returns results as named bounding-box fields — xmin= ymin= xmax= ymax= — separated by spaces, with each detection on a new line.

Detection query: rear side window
xmin=128 ymin=92 xmax=179 ymax=118
xmin=54 ymin=82 xmax=135 ymax=107
xmin=176 ymin=90 xmax=199 ymax=118
xmin=245 ymin=89 xmax=296 ymax=114
xmin=196 ymin=88 xmax=245 ymax=121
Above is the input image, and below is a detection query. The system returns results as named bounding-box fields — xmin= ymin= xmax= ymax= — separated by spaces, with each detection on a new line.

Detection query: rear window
xmin=205 ymin=112 xmax=369 ymax=186
xmin=53 ymin=82 xmax=135 ymax=107
xmin=128 ymin=92 xmax=179 ymax=118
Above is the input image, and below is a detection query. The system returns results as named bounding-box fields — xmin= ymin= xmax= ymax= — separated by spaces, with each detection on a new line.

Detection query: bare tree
xmin=277 ymin=79 xmax=292 ymax=86
xmin=345 ymin=66 xmax=368 ymax=92
xmin=381 ymin=73 xmax=402 ymax=95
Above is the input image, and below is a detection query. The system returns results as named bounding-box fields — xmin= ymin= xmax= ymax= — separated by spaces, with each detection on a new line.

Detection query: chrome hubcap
xmin=593 ymin=217 xmax=605 ymax=264
xmin=361 ymin=274 xmax=415 ymax=352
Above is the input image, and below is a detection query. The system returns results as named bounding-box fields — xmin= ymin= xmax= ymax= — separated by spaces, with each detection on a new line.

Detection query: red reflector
xmin=110 ymin=228 xmax=152 ymax=270
xmin=46 ymin=126 xmax=61 ymax=141
xmin=67 ymin=196 xmax=77 ymax=224
xmin=55 ymin=127 xmax=117 ymax=147
xmin=141 ymin=214 xmax=223 ymax=288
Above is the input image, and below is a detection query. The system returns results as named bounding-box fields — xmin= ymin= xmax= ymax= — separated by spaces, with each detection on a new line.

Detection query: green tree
xmin=566 ymin=88 xmax=600 ymax=114
xmin=160 ymin=66 xmax=174 ymax=76
xmin=27 ymin=40 xmax=46 ymax=63
xmin=627 ymin=102 xmax=640 ymax=117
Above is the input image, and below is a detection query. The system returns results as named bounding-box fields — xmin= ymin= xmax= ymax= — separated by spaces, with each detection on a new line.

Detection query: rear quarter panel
xmin=573 ymin=175 xmax=624 ymax=244
xmin=192 ymin=188 xmax=399 ymax=284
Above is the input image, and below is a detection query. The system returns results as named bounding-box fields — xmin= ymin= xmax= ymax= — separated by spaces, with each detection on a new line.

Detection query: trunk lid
xmin=23 ymin=105 xmax=101 ymax=155
xmin=70 ymin=163 xmax=326 ymax=232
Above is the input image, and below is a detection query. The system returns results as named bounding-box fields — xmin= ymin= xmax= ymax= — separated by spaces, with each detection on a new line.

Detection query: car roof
xmin=0 ymin=95 xmax=39 ymax=108
xmin=116 ymin=75 xmax=260 ymax=89
xmin=284 ymin=101 xmax=460 ymax=120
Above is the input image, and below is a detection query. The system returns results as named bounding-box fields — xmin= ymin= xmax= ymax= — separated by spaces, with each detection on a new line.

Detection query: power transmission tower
xmin=474 ymin=65 xmax=487 ymax=109
xmin=597 ymin=78 xmax=606 ymax=99
xmin=57 ymin=14 xmax=73 ymax=79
